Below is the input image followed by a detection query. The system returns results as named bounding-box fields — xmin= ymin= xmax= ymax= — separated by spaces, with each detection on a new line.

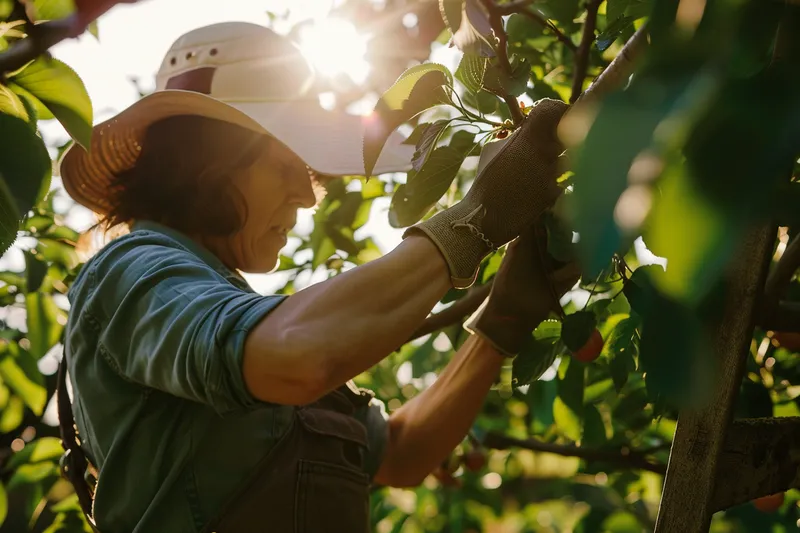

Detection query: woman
xmin=57 ymin=22 xmax=569 ymax=532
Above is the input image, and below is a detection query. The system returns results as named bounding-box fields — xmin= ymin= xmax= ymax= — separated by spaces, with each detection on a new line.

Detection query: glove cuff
xmin=403 ymin=203 xmax=496 ymax=289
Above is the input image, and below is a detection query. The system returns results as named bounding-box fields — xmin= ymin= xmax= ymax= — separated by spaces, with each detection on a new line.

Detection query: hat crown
xmin=155 ymin=22 xmax=315 ymax=101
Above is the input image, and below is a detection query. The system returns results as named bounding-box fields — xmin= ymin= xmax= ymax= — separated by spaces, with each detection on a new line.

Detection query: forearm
xmin=374 ymin=335 xmax=505 ymax=487
xmin=244 ymin=236 xmax=451 ymax=402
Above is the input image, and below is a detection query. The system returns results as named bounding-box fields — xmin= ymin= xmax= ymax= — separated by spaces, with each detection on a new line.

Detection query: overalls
xmin=59 ymin=353 xmax=376 ymax=533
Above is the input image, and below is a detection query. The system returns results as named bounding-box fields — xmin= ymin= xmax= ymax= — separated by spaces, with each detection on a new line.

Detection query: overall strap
xmin=56 ymin=335 xmax=101 ymax=533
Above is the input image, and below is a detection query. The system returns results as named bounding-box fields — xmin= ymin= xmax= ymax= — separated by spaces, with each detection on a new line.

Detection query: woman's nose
xmin=291 ymin=171 xmax=318 ymax=209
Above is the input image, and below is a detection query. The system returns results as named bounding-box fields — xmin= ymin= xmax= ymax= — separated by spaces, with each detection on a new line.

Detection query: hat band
xmin=165 ymin=67 xmax=216 ymax=94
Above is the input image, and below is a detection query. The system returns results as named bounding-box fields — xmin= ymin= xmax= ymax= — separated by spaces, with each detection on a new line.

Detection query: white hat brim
xmin=59 ymin=90 xmax=413 ymax=214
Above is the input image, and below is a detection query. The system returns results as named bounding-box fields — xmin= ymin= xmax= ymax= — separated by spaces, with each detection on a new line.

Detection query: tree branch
xmin=483 ymin=431 xmax=667 ymax=474
xmin=0 ymin=17 xmax=79 ymax=75
xmin=580 ymin=24 xmax=649 ymax=102
xmin=520 ymin=10 xmax=578 ymax=53
xmin=570 ymin=0 xmax=601 ymax=104
xmin=481 ymin=0 xmax=525 ymax=125
xmin=407 ymin=282 xmax=493 ymax=342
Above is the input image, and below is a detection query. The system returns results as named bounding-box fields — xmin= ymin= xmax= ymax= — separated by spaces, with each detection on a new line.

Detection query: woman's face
xmin=205 ymin=140 xmax=317 ymax=273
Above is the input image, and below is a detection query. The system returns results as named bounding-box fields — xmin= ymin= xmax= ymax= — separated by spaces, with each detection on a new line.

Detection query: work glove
xmin=464 ymin=219 xmax=581 ymax=357
xmin=403 ymin=98 xmax=569 ymax=289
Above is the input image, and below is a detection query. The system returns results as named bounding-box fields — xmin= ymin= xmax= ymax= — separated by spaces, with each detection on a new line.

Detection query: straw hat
xmin=59 ymin=21 xmax=413 ymax=214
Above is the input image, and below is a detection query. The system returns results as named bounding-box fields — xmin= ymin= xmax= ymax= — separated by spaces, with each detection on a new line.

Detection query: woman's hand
xmin=373 ymin=334 xmax=505 ymax=488
xmin=465 ymin=219 xmax=580 ymax=356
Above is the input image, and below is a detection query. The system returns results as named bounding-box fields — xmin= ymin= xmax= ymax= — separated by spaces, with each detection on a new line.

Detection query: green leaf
xmin=411 ymin=120 xmax=450 ymax=172
xmin=364 ymin=63 xmax=453 ymax=177
xmin=484 ymin=56 xmax=531 ymax=97
xmin=7 ymin=462 xmax=59 ymax=492
xmin=0 ymin=347 xmax=46 ymax=415
xmin=28 ymin=0 xmax=76 ymax=21
xmin=0 ymin=174 xmax=20 ymax=257
xmin=452 ymin=0 xmax=494 ymax=57
xmin=537 ymin=0 xmax=580 ymax=27
xmin=0 ymin=84 xmax=31 ymax=121
xmin=0 ymin=113 xmax=51 ymax=255
xmin=606 ymin=0 xmax=631 ymax=24
xmin=0 ymin=481 xmax=6 ymax=525
xmin=512 ymin=337 xmax=558 ymax=386
xmin=26 ymin=292 xmax=63 ymax=360
xmin=439 ymin=0 xmax=464 ymax=34
xmin=572 ymin=63 xmax=698 ymax=277
xmin=449 ymin=130 xmax=476 ymax=155
xmin=462 ymin=89 xmax=500 ymax=114
xmin=603 ymin=316 xmax=639 ymax=392
xmin=0 ymin=395 xmax=24 ymax=433
xmin=561 ymin=310 xmax=597 ymax=352
xmin=7 ymin=81 xmax=55 ymax=120
xmin=455 ymin=53 xmax=488 ymax=93
xmin=596 ymin=16 xmax=636 ymax=52
xmin=36 ymin=238 xmax=78 ymax=268
xmin=25 ymin=251 xmax=47 ymax=293
xmin=534 ymin=319 xmax=562 ymax=341
xmin=7 ymin=437 xmax=63 ymax=470
xmin=389 ymin=146 xmax=466 ymax=227
xmin=582 ymin=403 xmax=607 ymax=446
xmin=553 ymin=395 xmax=582 ymax=441
xmin=87 ymin=19 xmax=100 ymax=39
xmin=555 ymin=357 xmax=584 ymax=440
xmin=10 ymin=57 xmax=93 ymax=148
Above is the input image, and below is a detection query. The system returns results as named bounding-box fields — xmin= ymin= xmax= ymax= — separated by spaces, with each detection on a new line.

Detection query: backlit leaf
xmin=364 ymin=64 xmax=453 ymax=177
xmin=10 ymin=57 xmax=93 ymax=148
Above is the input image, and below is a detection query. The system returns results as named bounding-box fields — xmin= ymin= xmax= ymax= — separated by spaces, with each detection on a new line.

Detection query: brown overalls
xmin=60 ymin=374 xmax=376 ymax=533
xmin=202 ymin=385 xmax=374 ymax=532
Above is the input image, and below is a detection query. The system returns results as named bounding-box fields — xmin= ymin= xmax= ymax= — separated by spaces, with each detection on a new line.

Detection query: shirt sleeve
xmin=353 ymin=395 xmax=390 ymax=481
xmin=82 ymin=234 xmax=286 ymax=415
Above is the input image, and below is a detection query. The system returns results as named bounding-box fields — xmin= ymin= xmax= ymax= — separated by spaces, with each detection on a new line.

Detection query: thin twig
xmin=570 ymin=0 xmax=601 ymax=104
xmin=480 ymin=0 xmax=525 ymax=125
xmin=483 ymin=431 xmax=667 ymax=474
xmin=407 ymin=282 xmax=493 ymax=342
xmin=520 ymin=10 xmax=578 ymax=53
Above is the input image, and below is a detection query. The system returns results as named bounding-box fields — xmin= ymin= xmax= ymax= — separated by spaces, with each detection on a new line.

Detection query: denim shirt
xmin=65 ymin=221 xmax=388 ymax=533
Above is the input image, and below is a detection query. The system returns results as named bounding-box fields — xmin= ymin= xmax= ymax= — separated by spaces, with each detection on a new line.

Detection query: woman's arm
xmin=243 ymin=236 xmax=451 ymax=405
xmin=373 ymin=334 xmax=505 ymax=487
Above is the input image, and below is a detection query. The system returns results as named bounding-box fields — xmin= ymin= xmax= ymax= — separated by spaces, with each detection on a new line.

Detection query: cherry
xmin=462 ymin=450 xmax=487 ymax=472
xmin=753 ymin=492 xmax=785 ymax=513
xmin=572 ymin=328 xmax=603 ymax=363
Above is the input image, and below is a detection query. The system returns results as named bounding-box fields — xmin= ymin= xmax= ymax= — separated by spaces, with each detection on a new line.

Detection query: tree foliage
xmin=0 ymin=0 xmax=799 ymax=531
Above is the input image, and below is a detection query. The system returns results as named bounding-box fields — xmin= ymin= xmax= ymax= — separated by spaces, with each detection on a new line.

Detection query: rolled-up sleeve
xmin=84 ymin=236 xmax=286 ymax=414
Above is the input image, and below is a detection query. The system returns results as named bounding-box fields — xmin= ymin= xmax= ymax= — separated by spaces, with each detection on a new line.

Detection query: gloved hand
xmin=403 ymin=98 xmax=568 ymax=288
xmin=464 ymin=219 xmax=580 ymax=357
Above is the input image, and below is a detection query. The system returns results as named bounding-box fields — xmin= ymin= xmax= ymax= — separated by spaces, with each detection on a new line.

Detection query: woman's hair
xmin=103 ymin=115 xmax=270 ymax=235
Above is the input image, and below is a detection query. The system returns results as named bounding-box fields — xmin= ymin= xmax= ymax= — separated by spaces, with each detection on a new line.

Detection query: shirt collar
xmin=130 ymin=221 xmax=251 ymax=288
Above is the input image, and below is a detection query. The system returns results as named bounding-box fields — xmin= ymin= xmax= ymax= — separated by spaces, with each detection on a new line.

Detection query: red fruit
xmin=753 ymin=492 xmax=784 ymax=512
xmin=573 ymin=328 xmax=603 ymax=363
xmin=774 ymin=332 xmax=800 ymax=352
xmin=462 ymin=450 xmax=487 ymax=472
xmin=495 ymin=129 xmax=509 ymax=139
xmin=432 ymin=466 xmax=461 ymax=487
